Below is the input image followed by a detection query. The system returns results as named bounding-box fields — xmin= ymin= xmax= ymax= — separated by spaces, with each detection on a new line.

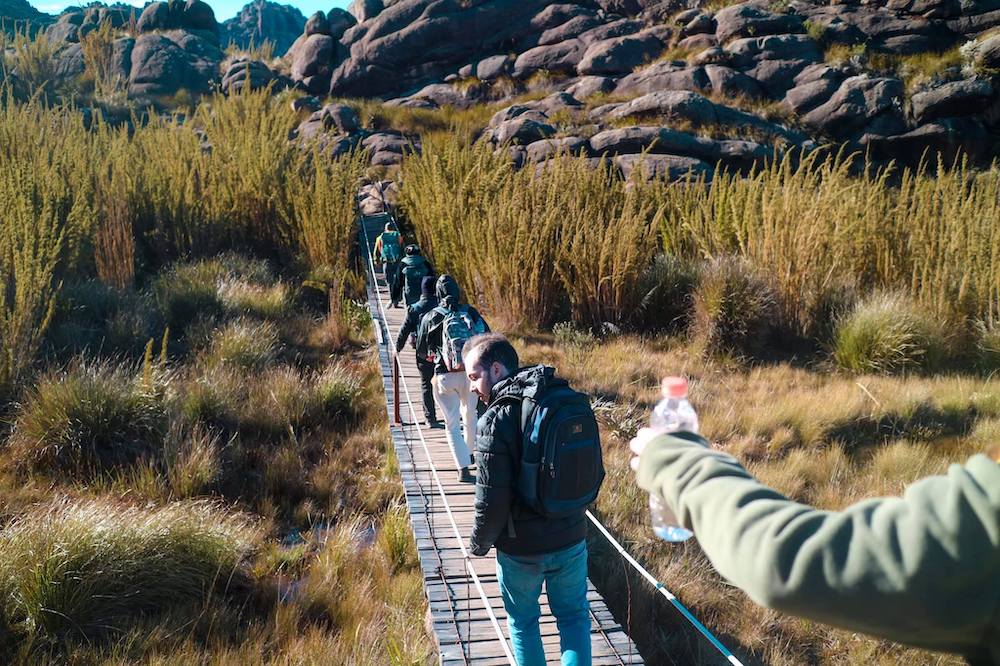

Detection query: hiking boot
xmin=457 ymin=467 xmax=474 ymax=483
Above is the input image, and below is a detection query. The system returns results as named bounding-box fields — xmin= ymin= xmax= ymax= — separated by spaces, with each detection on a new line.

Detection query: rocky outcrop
xmin=220 ymin=0 xmax=305 ymax=56
xmin=221 ymin=58 xmax=291 ymax=94
xmin=1 ymin=0 xmax=53 ymax=35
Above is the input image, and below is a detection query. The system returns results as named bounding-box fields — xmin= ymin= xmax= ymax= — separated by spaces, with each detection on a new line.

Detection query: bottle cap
xmin=662 ymin=376 xmax=688 ymax=398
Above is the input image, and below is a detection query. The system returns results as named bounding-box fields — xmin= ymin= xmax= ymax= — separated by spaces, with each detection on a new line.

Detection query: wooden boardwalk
xmin=359 ymin=210 xmax=645 ymax=665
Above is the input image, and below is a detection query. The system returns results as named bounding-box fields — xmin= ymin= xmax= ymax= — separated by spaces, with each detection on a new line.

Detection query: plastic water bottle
xmin=649 ymin=376 xmax=698 ymax=542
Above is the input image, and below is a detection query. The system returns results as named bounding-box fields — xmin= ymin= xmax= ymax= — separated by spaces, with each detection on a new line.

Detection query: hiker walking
xmin=630 ymin=386 xmax=1000 ymax=666
xmin=395 ymin=276 xmax=441 ymax=428
xmin=463 ymin=333 xmax=604 ymax=666
xmin=415 ymin=274 xmax=488 ymax=482
xmin=372 ymin=222 xmax=403 ymax=308
xmin=399 ymin=244 xmax=434 ymax=307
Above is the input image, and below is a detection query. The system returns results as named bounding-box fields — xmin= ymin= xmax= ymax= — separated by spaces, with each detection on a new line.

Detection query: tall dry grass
xmin=651 ymin=151 xmax=1000 ymax=338
xmin=399 ymin=138 xmax=660 ymax=329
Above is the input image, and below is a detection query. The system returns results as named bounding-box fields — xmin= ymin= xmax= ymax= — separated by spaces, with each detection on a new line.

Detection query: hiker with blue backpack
xmin=463 ymin=333 xmax=605 ymax=666
xmin=415 ymin=274 xmax=489 ymax=482
xmin=372 ymin=223 xmax=403 ymax=308
xmin=399 ymin=244 xmax=434 ymax=307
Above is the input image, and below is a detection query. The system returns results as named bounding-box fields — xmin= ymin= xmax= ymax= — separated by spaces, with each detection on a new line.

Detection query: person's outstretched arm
xmin=636 ymin=433 xmax=1000 ymax=658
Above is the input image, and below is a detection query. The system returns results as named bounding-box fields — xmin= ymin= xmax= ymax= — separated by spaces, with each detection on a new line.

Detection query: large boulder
xmin=539 ymin=14 xmax=603 ymax=46
xmin=291 ymin=33 xmax=336 ymax=88
xmin=972 ymin=34 xmax=1000 ymax=70
xmin=910 ymin=79 xmax=994 ymax=123
xmin=127 ymin=31 xmax=222 ymax=99
xmin=327 ymin=9 xmax=357 ymax=40
xmin=136 ymin=2 xmax=177 ymax=33
xmin=348 ymin=0 xmax=383 ymax=23
xmin=513 ymin=40 xmax=586 ymax=78
xmin=802 ymin=75 xmax=905 ymax=138
xmin=476 ymin=54 xmax=512 ymax=81
xmin=868 ymin=117 xmax=992 ymax=165
xmin=526 ymin=136 xmax=590 ymax=163
xmin=182 ymin=0 xmax=216 ymax=33
xmin=221 ymin=58 xmax=290 ymax=94
xmin=304 ymin=11 xmax=330 ymax=36
xmin=221 ymin=1 xmax=306 ymax=56
xmin=614 ymin=62 xmax=710 ymax=96
xmin=714 ymin=3 xmax=804 ymax=43
xmin=576 ymin=31 xmax=665 ymax=75
xmin=493 ymin=116 xmax=557 ymax=145
xmin=615 ymin=153 xmax=713 ymax=182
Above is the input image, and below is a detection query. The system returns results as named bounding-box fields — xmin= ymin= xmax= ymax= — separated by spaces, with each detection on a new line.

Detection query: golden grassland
xmin=396 ymin=139 xmax=1000 ymax=664
xmin=0 ymin=90 xmax=434 ymax=663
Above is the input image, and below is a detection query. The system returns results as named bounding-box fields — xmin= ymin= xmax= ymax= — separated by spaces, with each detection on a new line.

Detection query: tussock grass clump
xmin=833 ymin=292 xmax=948 ymax=374
xmin=10 ymin=362 xmax=167 ymax=475
xmin=153 ymin=253 xmax=276 ymax=332
xmin=692 ymin=256 xmax=777 ymax=359
xmin=0 ymin=497 xmax=260 ymax=646
xmin=218 ymin=279 xmax=291 ymax=319
xmin=205 ymin=318 xmax=281 ymax=370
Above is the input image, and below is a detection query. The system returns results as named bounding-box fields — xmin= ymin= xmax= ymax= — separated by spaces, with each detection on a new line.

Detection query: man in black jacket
xmin=395 ymin=276 xmax=441 ymax=428
xmin=462 ymin=333 xmax=591 ymax=666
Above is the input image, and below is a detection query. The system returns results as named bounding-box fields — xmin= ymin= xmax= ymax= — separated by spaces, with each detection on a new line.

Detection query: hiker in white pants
xmin=415 ymin=274 xmax=490 ymax=482
xmin=433 ymin=370 xmax=476 ymax=474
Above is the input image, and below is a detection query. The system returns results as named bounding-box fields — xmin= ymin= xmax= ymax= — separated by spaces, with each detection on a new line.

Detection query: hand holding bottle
xmin=631 ymin=376 xmax=697 ymax=542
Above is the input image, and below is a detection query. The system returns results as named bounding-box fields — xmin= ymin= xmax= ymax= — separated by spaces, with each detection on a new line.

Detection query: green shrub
xmin=692 ymin=256 xmax=777 ymax=358
xmin=833 ymin=292 xmax=948 ymax=374
xmin=10 ymin=362 xmax=167 ymax=475
xmin=0 ymin=497 xmax=260 ymax=646
xmin=205 ymin=318 xmax=281 ymax=370
xmin=313 ymin=364 xmax=364 ymax=423
xmin=553 ymin=321 xmax=598 ymax=347
xmin=164 ymin=425 xmax=222 ymax=499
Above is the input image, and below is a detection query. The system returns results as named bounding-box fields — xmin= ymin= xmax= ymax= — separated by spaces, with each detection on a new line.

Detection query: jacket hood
xmin=490 ymin=365 xmax=556 ymax=405
xmin=436 ymin=274 xmax=461 ymax=305
xmin=420 ymin=275 xmax=436 ymax=298
xmin=401 ymin=255 xmax=426 ymax=267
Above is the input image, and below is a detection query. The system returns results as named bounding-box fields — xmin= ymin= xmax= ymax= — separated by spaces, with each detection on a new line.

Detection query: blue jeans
xmin=496 ymin=540 xmax=591 ymax=666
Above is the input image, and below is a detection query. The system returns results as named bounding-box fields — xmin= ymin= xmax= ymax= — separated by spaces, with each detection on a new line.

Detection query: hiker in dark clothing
xmin=395 ymin=276 xmax=441 ymax=428
xmin=463 ymin=333 xmax=592 ymax=666
xmin=398 ymin=244 xmax=433 ymax=307
xmin=415 ymin=274 xmax=489 ymax=481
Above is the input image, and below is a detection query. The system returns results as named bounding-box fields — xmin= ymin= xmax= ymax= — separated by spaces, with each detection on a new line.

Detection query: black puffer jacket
xmin=469 ymin=365 xmax=588 ymax=557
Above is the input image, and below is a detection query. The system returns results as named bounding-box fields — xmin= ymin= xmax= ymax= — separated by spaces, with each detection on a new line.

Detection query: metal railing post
xmin=393 ymin=354 xmax=402 ymax=425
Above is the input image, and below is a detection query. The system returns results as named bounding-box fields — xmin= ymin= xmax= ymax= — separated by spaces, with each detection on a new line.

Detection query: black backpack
xmin=513 ymin=377 xmax=605 ymax=518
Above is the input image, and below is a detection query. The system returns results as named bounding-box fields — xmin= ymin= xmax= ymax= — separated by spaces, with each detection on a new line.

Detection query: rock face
xmin=1 ymin=0 xmax=53 ymax=35
xmin=220 ymin=0 xmax=305 ymax=56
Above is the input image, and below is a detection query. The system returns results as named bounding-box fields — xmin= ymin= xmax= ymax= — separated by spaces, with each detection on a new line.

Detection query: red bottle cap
xmin=662 ymin=376 xmax=688 ymax=398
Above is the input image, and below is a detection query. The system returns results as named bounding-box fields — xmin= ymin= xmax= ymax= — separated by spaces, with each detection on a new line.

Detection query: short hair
xmin=463 ymin=333 xmax=518 ymax=375
xmin=384 ymin=223 xmax=393 ymax=232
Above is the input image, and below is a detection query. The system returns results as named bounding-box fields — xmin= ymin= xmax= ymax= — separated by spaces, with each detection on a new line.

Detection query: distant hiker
xmin=395 ymin=276 xmax=441 ymax=428
xmin=372 ymin=222 xmax=403 ymax=308
xmin=415 ymin=274 xmax=489 ymax=482
xmin=464 ymin=333 xmax=604 ymax=666
xmin=399 ymin=244 xmax=433 ymax=307
xmin=631 ymin=406 xmax=1000 ymax=666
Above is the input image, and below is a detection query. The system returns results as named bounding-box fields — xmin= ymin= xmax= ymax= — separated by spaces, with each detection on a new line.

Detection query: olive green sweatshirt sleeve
xmin=636 ymin=433 xmax=1000 ymax=659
